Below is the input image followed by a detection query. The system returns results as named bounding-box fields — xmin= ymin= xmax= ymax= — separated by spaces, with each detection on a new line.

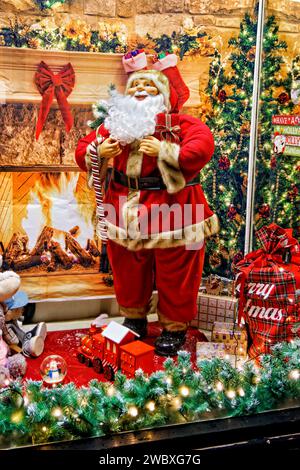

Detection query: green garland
xmin=0 ymin=17 xmax=215 ymax=57
xmin=0 ymin=340 xmax=299 ymax=448
xmin=35 ymin=0 xmax=66 ymax=10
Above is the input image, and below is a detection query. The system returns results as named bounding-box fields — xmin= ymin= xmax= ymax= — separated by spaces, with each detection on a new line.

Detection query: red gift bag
xmin=235 ymin=224 xmax=300 ymax=359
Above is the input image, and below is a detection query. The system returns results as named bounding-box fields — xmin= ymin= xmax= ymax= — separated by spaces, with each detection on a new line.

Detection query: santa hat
xmin=122 ymin=50 xmax=190 ymax=113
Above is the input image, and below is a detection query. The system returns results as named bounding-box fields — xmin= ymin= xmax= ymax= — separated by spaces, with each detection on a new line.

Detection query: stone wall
xmin=1 ymin=1 xmax=299 ymax=54
xmin=0 ymin=1 xmax=255 ymax=42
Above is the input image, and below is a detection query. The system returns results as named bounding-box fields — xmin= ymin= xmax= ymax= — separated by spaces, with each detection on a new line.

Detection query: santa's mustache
xmin=134 ymin=91 xmax=149 ymax=97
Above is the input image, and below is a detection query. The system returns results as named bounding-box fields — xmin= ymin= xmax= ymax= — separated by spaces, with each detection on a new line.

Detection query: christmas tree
xmin=254 ymin=28 xmax=299 ymax=237
xmin=201 ymin=12 xmax=299 ymax=279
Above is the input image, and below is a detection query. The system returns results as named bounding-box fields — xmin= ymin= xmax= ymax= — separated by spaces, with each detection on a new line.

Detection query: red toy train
xmin=77 ymin=320 xmax=154 ymax=381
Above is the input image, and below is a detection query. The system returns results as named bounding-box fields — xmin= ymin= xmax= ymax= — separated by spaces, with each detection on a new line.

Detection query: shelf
xmin=0 ymin=47 xmax=209 ymax=107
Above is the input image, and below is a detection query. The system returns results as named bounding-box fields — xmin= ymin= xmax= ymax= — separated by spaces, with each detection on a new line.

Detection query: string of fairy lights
xmin=0 ymin=341 xmax=299 ymax=447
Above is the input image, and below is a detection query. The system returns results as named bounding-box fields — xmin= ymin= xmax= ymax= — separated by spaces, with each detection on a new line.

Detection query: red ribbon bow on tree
xmin=35 ymin=61 xmax=75 ymax=140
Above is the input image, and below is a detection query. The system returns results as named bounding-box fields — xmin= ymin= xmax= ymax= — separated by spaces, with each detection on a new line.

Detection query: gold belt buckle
xmin=128 ymin=175 xmax=139 ymax=191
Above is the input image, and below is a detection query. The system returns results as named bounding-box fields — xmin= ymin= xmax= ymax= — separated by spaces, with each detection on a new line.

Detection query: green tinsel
xmin=0 ymin=340 xmax=299 ymax=449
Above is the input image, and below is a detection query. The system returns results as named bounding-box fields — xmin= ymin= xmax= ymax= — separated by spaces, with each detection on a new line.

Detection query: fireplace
xmin=1 ymin=171 xmax=99 ymax=275
xmin=0 ymin=47 xmax=206 ymax=300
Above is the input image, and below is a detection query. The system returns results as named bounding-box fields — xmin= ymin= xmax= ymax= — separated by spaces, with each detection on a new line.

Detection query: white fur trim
xmin=122 ymin=141 xmax=144 ymax=238
xmin=126 ymin=70 xmax=171 ymax=111
xmin=126 ymin=141 xmax=143 ymax=178
xmin=157 ymin=141 xmax=186 ymax=194
xmin=122 ymin=52 xmax=147 ymax=73
xmin=121 ymin=190 xmax=141 ymax=240
xmin=152 ymin=54 xmax=178 ymax=71
xmin=102 ymin=213 xmax=220 ymax=251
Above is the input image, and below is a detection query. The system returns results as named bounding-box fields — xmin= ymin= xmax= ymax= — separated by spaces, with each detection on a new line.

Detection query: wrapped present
xmin=196 ymin=342 xmax=247 ymax=367
xmin=235 ymin=224 xmax=300 ymax=359
xmin=211 ymin=321 xmax=248 ymax=357
xmin=202 ymin=275 xmax=235 ymax=296
xmin=191 ymin=293 xmax=237 ymax=331
xmin=196 ymin=342 xmax=227 ymax=360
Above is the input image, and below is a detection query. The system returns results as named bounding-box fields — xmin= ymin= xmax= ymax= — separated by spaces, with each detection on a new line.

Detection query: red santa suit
xmin=75 ymin=59 xmax=219 ymax=332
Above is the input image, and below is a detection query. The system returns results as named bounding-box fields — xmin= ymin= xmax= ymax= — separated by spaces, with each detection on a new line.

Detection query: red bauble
xmin=218 ymin=89 xmax=227 ymax=103
xmin=270 ymin=156 xmax=277 ymax=168
xmin=278 ymin=92 xmax=290 ymax=105
xmin=218 ymin=155 xmax=230 ymax=170
xmin=258 ymin=204 xmax=270 ymax=218
xmin=227 ymin=205 xmax=237 ymax=220
xmin=232 ymin=251 xmax=243 ymax=265
xmin=288 ymin=185 xmax=299 ymax=201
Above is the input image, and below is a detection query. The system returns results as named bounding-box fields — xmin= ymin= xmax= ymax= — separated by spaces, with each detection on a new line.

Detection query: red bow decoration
xmin=35 ymin=61 xmax=75 ymax=140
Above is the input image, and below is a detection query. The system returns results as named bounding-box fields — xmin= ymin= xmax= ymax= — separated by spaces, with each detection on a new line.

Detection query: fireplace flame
xmin=22 ymin=173 xmax=95 ymax=251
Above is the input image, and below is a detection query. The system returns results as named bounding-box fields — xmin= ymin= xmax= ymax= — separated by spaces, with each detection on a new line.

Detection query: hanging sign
xmin=272 ymin=115 xmax=300 ymax=156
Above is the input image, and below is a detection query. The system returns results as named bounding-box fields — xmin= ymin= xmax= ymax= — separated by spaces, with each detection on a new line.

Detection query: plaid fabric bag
xmin=235 ymin=224 xmax=300 ymax=359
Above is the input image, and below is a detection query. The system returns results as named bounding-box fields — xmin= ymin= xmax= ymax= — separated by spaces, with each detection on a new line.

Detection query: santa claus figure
xmin=75 ymin=52 xmax=219 ymax=356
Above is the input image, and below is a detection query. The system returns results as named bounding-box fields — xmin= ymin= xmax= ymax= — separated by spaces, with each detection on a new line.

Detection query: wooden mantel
xmin=0 ymin=47 xmax=210 ymax=106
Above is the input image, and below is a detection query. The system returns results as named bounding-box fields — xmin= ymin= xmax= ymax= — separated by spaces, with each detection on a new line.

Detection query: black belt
xmin=108 ymin=167 xmax=199 ymax=191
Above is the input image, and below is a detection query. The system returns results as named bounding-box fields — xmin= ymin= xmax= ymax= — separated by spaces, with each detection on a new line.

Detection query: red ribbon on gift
xmin=35 ymin=61 xmax=75 ymax=140
xmin=236 ymin=224 xmax=300 ymax=323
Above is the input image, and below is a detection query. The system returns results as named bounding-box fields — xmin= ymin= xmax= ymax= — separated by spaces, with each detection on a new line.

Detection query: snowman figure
xmin=273 ymin=133 xmax=286 ymax=154
xmin=45 ymin=359 xmax=61 ymax=384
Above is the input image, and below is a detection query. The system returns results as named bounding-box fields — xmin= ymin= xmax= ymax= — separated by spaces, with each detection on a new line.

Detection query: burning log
xmin=3 ymin=232 xmax=29 ymax=268
xmin=51 ymin=241 xmax=72 ymax=269
xmin=69 ymin=226 xmax=80 ymax=236
xmin=31 ymin=226 xmax=53 ymax=256
xmin=13 ymin=255 xmax=42 ymax=271
xmin=46 ymin=262 xmax=56 ymax=272
xmin=65 ymin=233 xmax=93 ymax=267
xmin=46 ymin=251 xmax=56 ymax=272
xmin=86 ymin=239 xmax=100 ymax=257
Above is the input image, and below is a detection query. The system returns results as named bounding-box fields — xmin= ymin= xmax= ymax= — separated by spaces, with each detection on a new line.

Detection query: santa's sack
xmin=235 ymin=224 xmax=300 ymax=359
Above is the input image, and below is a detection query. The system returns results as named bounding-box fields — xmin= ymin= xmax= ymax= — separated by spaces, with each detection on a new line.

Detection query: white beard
xmin=104 ymin=91 xmax=166 ymax=145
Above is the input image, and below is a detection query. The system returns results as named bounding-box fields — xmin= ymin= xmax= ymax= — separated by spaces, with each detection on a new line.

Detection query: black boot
xmin=122 ymin=318 xmax=148 ymax=339
xmin=154 ymin=330 xmax=186 ymax=357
